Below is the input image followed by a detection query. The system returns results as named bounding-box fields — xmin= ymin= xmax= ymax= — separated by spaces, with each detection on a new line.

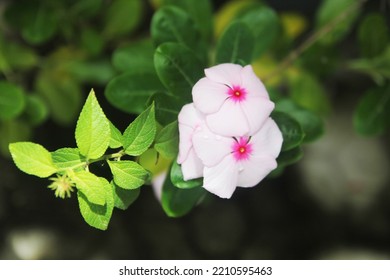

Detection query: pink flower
xmin=192 ymin=63 xmax=275 ymax=136
xmin=192 ymin=118 xmax=283 ymax=198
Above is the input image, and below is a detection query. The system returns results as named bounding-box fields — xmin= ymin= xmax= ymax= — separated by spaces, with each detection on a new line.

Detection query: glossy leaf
xmin=353 ymin=84 xmax=390 ymax=136
xmin=358 ymin=13 xmax=389 ymax=58
xmin=75 ymin=90 xmax=110 ymax=159
xmin=9 ymin=142 xmax=57 ymax=178
xmin=123 ymin=103 xmax=156 ymax=156
xmin=0 ymin=81 xmax=26 ymax=120
xmin=170 ymin=161 xmax=203 ymax=189
xmin=108 ymin=160 xmax=149 ymax=190
xmin=77 ymin=177 xmax=114 ymax=230
xmin=154 ymin=121 xmax=179 ymax=159
xmin=51 ymin=148 xmax=84 ymax=170
xmin=105 ymin=72 xmax=164 ymax=115
xmin=215 ymin=21 xmax=254 ymax=65
xmin=277 ymin=146 xmax=304 ymax=167
xmin=72 ymin=171 xmax=106 ymax=206
xmin=272 ymin=111 xmax=304 ymax=151
xmin=154 ymin=42 xmax=204 ymax=100
xmin=109 ymin=122 xmax=123 ymax=149
xmin=148 ymin=92 xmax=182 ymax=125
xmin=111 ymin=181 xmax=140 ymax=210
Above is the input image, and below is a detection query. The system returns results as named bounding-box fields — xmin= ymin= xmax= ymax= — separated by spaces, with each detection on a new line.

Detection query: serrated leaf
xmin=216 ymin=21 xmax=254 ymax=65
xmin=108 ymin=160 xmax=149 ymax=190
xmin=0 ymin=81 xmax=26 ymax=120
xmin=51 ymin=148 xmax=84 ymax=170
xmin=77 ymin=177 xmax=114 ymax=230
xmin=75 ymin=89 xmax=110 ymax=159
xmin=154 ymin=42 xmax=204 ymax=100
xmin=170 ymin=161 xmax=202 ymax=189
xmin=353 ymin=84 xmax=390 ymax=136
xmin=111 ymin=181 xmax=140 ymax=210
xmin=109 ymin=122 xmax=123 ymax=149
xmin=9 ymin=142 xmax=57 ymax=178
xmin=105 ymin=71 xmax=164 ymax=115
xmin=123 ymin=103 xmax=156 ymax=156
xmin=161 ymin=175 xmax=206 ymax=217
xmin=272 ymin=111 xmax=304 ymax=151
xmin=154 ymin=121 xmax=179 ymax=159
xmin=358 ymin=13 xmax=389 ymax=58
xmin=72 ymin=171 xmax=106 ymax=206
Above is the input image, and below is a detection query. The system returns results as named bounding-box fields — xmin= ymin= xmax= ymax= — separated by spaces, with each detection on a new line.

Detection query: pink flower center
xmin=227 ymin=85 xmax=247 ymax=103
xmin=232 ymin=137 xmax=253 ymax=161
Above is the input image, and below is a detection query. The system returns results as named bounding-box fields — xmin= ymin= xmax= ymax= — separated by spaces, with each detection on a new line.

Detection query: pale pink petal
xmin=240 ymin=96 xmax=274 ymax=135
xmin=178 ymin=103 xmax=204 ymax=127
xmin=203 ymin=155 xmax=238 ymax=199
xmin=206 ymin=100 xmax=250 ymax=136
xmin=192 ymin=125 xmax=232 ymax=167
xmin=177 ymin=124 xmax=194 ymax=163
xmin=236 ymin=155 xmax=277 ymax=187
xmin=180 ymin=148 xmax=204 ymax=181
xmin=192 ymin=77 xmax=229 ymax=114
xmin=204 ymin=63 xmax=242 ymax=87
xmin=241 ymin=65 xmax=269 ymax=99
xmin=250 ymin=118 xmax=283 ymax=158
xmin=151 ymin=171 xmax=167 ymax=201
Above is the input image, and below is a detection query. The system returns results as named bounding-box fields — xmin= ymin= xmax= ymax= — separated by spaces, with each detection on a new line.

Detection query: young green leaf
xmin=123 ymin=103 xmax=156 ymax=156
xmin=216 ymin=21 xmax=254 ymax=65
xmin=272 ymin=111 xmax=305 ymax=151
xmin=0 ymin=81 xmax=26 ymax=120
xmin=154 ymin=121 xmax=179 ymax=160
xmin=51 ymin=148 xmax=85 ymax=170
xmin=154 ymin=42 xmax=204 ymax=99
xmin=161 ymin=175 xmax=206 ymax=217
xmin=111 ymin=181 xmax=140 ymax=210
xmin=170 ymin=161 xmax=203 ymax=189
xmin=353 ymin=84 xmax=390 ymax=136
xmin=77 ymin=177 xmax=114 ymax=230
xmin=109 ymin=122 xmax=123 ymax=149
xmin=75 ymin=89 xmax=110 ymax=159
xmin=358 ymin=13 xmax=389 ymax=58
xmin=9 ymin=142 xmax=57 ymax=178
xmin=105 ymin=72 xmax=164 ymax=115
xmin=107 ymin=160 xmax=149 ymax=189
xmin=72 ymin=171 xmax=107 ymax=206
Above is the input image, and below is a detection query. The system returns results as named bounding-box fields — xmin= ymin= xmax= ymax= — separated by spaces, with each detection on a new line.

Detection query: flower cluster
xmin=178 ymin=63 xmax=283 ymax=198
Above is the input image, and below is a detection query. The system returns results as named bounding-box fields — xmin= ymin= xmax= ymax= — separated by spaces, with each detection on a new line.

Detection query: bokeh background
xmin=1 ymin=0 xmax=389 ymax=259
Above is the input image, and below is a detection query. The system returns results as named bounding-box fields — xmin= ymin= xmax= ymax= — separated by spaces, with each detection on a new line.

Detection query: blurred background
xmin=0 ymin=0 xmax=390 ymax=259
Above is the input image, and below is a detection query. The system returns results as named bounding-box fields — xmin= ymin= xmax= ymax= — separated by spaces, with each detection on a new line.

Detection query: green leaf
xmin=75 ymin=89 xmax=110 ymax=159
xmin=148 ymin=92 xmax=182 ymax=125
xmin=272 ymin=111 xmax=304 ymax=151
xmin=161 ymin=175 xmax=206 ymax=217
xmin=9 ymin=142 xmax=57 ymax=178
xmin=277 ymin=146 xmax=304 ymax=167
xmin=154 ymin=42 xmax=204 ymax=100
xmin=105 ymin=72 xmax=164 ymax=115
xmin=0 ymin=35 xmax=38 ymax=71
xmin=151 ymin=6 xmax=205 ymax=60
xmin=0 ymin=120 xmax=31 ymax=157
xmin=353 ymin=84 xmax=390 ymax=136
xmin=102 ymin=0 xmax=143 ymax=40
xmin=108 ymin=160 xmax=149 ymax=190
xmin=20 ymin=95 xmax=48 ymax=126
xmin=162 ymin=0 xmax=213 ymax=42
xmin=77 ymin=177 xmax=114 ymax=230
xmin=66 ymin=60 xmax=115 ymax=85
xmin=51 ymin=148 xmax=84 ymax=170
xmin=0 ymin=81 xmax=26 ymax=120
xmin=358 ymin=13 xmax=389 ymax=58
xmin=170 ymin=161 xmax=203 ymax=189
xmin=154 ymin=121 xmax=179 ymax=159
xmin=80 ymin=27 xmax=104 ymax=56
xmin=123 ymin=103 xmax=156 ymax=156
xmin=112 ymin=39 xmax=155 ymax=73
xmin=216 ymin=21 xmax=254 ymax=65
xmin=72 ymin=171 xmax=106 ymax=206
xmin=240 ymin=5 xmax=280 ymax=58
xmin=315 ymin=0 xmax=361 ymax=45
xmin=109 ymin=122 xmax=123 ymax=149
xmin=111 ymin=181 xmax=140 ymax=210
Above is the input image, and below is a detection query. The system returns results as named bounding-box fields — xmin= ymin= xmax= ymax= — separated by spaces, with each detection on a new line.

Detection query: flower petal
xmin=240 ymin=96 xmax=274 ymax=135
xmin=177 ymin=124 xmax=194 ymax=163
xmin=203 ymin=155 xmax=238 ymax=199
xmin=178 ymin=103 xmax=204 ymax=127
xmin=181 ymin=148 xmax=204 ymax=180
xmin=192 ymin=125 xmax=232 ymax=166
xmin=250 ymin=117 xmax=283 ymax=158
xmin=204 ymin=63 xmax=243 ymax=87
xmin=241 ymin=65 xmax=270 ymax=99
xmin=192 ymin=77 xmax=229 ymax=114
xmin=206 ymin=100 xmax=250 ymax=136
xmin=237 ymin=155 xmax=277 ymax=187
xmin=151 ymin=171 xmax=167 ymax=201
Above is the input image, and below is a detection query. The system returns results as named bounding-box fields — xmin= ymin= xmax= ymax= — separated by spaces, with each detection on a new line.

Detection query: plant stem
xmin=262 ymin=0 xmax=367 ymax=82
